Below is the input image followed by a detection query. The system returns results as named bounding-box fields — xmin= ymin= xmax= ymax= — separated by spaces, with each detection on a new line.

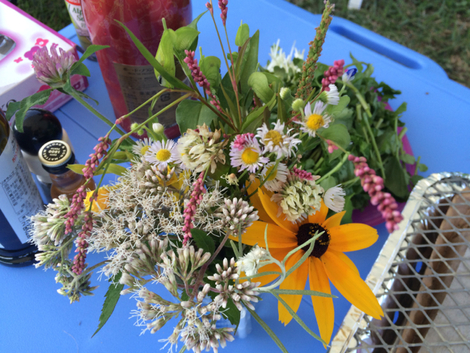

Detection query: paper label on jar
xmin=0 ymin=132 xmax=43 ymax=245
xmin=65 ymin=0 xmax=89 ymax=37
xmin=113 ymin=63 xmax=180 ymax=128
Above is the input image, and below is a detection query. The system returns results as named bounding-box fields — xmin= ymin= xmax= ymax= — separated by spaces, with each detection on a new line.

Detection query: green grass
xmin=287 ymin=0 xmax=470 ymax=87
xmin=14 ymin=0 xmax=470 ymax=87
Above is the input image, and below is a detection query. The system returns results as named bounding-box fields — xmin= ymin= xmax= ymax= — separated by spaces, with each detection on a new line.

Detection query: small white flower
xmin=296 ymin=101 xmax=332 ymax=137
xmin=323 ymin=185 xmax=346 ymax=213
xmin=266 ymin=40 xmax=303 ymax=74
xmin=261 ymin=162 xmax=288 ymax=192
xmin=236 ymin=245 xmax=268 ymax=276
xmin=256 ymin=120 xmax=301 ymax=158
xmin=131 ymin=138 xmax=152 ymax=157
xmin=324 ymin=84 xmax=340 ymax=105
xmin=144 ymin=140 xmax=180 ymax=171
xmin=229 ymin=136 xmax=269 ymax=173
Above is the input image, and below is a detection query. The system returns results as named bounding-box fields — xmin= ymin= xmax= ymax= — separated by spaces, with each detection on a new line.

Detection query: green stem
xmin=317 ymin=152 xmax=349 ymax=183
xmin=224 ymin=25 xmax=242 ymax=127
xmin=70 ymin=90 xmax=125 ymax=136
xmin=341 ymin=176 xmax=360 ymax=188
xmin=361 ymin=108 xmax=386 ymax=180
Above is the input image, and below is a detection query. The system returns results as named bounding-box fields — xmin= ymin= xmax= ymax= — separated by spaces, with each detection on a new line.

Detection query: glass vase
xmin=81 ymin=0 xmax=192 ymax=138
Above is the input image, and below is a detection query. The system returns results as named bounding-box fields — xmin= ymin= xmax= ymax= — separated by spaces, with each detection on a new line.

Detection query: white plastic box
xmin=0 ymin=0 xmax=88 ymax=113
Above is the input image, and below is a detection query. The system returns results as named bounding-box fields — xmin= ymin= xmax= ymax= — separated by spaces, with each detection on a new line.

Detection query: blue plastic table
xmin=1 ymin=1 xmax=469 ymax=352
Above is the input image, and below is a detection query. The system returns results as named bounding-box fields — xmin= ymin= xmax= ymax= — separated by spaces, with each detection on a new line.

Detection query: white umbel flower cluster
xmin=236 ymin=245 xmax=269 ymax=277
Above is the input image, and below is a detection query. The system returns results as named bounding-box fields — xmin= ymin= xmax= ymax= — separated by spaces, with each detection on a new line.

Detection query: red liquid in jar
xmin=81 ymin=0 xmax=192 ymax=138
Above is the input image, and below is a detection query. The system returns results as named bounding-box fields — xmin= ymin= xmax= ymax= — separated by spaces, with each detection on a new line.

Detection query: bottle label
xmin=65 ymin=0 xmax=90 ymax=37
xmin=113 ymin=63 xmax=181 ymax=128
xmin=0 ymin=132 xmax=43 ymax=245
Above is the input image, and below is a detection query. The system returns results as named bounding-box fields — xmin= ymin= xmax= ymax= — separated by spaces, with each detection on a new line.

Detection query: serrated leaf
xmin=92 ymin=272 xmax=124 ymax=337
xmin=9 ymin=89 xmax=53 ymax=132
xmin=190 ymin=228 xmax=215 ymax=254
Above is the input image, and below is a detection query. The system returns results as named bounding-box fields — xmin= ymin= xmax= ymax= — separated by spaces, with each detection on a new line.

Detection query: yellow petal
xmin=278 ymin=251 xmax=309 ymax=325
xmin=309 ymin=257 xmax=334 ymax=347
xmin=258 ymin=187 xmax=298 ymax=234
xmin=230 ymin=221 xmax=297 ymax=248
xmin=329 ymin=224 xmax=378 ymax=252
xmin=248 ymin=179 xmax=274 ymax=224
xmin=322 ymin=211 xmax=345 ymax=229
xmin=322 ymin=251 xmax=384 ymax=319
xmin=308 ymin=200 xmax=328 ymax=225
xmin=328 ymin=250 xmax=359 ymax=275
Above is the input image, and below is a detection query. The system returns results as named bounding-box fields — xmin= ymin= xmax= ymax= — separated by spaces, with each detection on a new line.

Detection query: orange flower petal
xmin=308 ymin=200 xmax=328 ymax=225
xmin=278 ymin=251 xmax=309 ymax=325
xmin=328 ymin=250 xmax=359 ymax=275
xmin=322 ymin=211 xmax=345 ymax=229
xmin=329 ymin=223 xmax=379 ymax=252
xmin=230 ymin=221 xmax=297 ymax=248
xmin=258 ymin=187 xmax=298 ymax=234
xmin=322 ymin=251 xmax=384 ymax=319
xmin=309 ymin=257 xmax=334 ymax=347
xmin=248 ymin=179 xmax=274 ymax=224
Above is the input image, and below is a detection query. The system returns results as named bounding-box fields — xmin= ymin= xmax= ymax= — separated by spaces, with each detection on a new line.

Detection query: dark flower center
xmin=296 ymin=223 xmax=330 ymax=258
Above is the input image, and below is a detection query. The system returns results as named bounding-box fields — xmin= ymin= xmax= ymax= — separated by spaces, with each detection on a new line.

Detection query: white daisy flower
xmin=296 ymin=101 xmax=332 ymax=137
xmin=229 ymin=136 xmax=269 ymax=173
xmin=256 ymin=120 xmax=301 ymax=158
xmin=324 ymin=84 xmax=340 ymax=105
xmin=261 ymin=162 xmax=288 ymax=192
xmin=144 ymin=140 xmax=180 ymax=171
xmin=323 ymin=185 xmax=346 ymax=213
xmin=131 ymin=138 xmax=153 ymax=157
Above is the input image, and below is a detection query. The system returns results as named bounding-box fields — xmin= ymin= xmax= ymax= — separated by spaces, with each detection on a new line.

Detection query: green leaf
xmin=186 ymin=11 xmax=207 ymax=51
xmin=199 ymin=56 xmax=221 ymax=88
xmin=244 ymin=304 xmax=288 ymax=353
xmin=116 ymin=20 xmax=188 ymax=90
xmin=241 ymin=105 xmax=268 ymax=133
xmin=239 ymin=30 xmax=259 ymax=95
xmin=411 ymin=174 xmax=424 ymax=185
xmin=190 ymin=228 xmax=215 ymax=254
xmin=235 ymin=22 xmax=250 ymax=47
xmin=384 ymin=156 xmax=409 ymax=199
xmin=8 ymin=89 xmax=53 ymax=132
xmin=248 ymin=72 xmax=274 ymax=103
xmin=418 ymin=163 xmax=428 ymax=172
xmin=326 ymin=95 xmax=350 ymax=117
xmin=272 ymin=292 xmax=326 ymax=345
xmin=74 ymin=44 xmax=109 ymax=66
xmin=222 ymin=298 xmax=241 ymax=327
xmin=70 ymin=62 xmax=91 ymax=77
xmin=174 ymin=27 xmax=200 ymax=52
xmin=155 ymin=29 xmax=177 ymax=83
xmin=319 ymin=176 xmax=337 ymax=191
xmin=320 ymin=124 xmax=351 ymax=149
xmin=176 ymin=100 xmax=217 ymax=133
xmin=67 ymin=163 xmax=127 ymax=176
xmin=349 ymin=53 xmax=363 ymax=74
xmin=394 ymin=102 xmax=407 ymax=117
xmin=342 ymin=194 xmax=354 ymax=224
xmin=400 ymin=153 xmax=415 ymax=165
xmin=92 ymin=272 xmax=124 ymax=337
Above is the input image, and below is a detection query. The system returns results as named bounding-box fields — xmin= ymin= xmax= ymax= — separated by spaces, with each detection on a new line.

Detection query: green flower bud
xmin=280 ymin=87 xmax=291 ymax=100
xmin=292 ymin=98 xmax=306 ymax=112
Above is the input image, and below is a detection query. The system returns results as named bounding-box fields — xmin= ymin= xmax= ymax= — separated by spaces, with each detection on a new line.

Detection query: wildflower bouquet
xmin=6 ymin=1 xmax=417 ymax=351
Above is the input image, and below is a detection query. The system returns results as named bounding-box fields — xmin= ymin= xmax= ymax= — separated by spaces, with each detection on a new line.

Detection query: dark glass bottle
xmin=38 ymin=140 xmax=96 ymax=201
xmin=0 ymin=110 xmax=43 ymax=266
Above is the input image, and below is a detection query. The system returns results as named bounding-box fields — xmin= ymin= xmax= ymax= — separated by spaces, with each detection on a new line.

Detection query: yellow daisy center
xmin=140 ymin=145 xmax=150 ymax=155
xmin=264 ymin=130 xmax=283 ymax=146
xmin=297 ymin=223 xmax=330 ymax=258
xmin=156 ymin=149 xmax=172 ymax=162
xmin=241 ymin=147 xmax=259 ymax=165
xmin=265 ymin=165 xmax=278 ymax=181
xmin=306 ymin=114 xmax=324 ymax=131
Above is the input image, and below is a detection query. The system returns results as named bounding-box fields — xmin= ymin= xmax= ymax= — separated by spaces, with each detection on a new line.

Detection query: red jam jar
xmin=81 ymin=0 xmax=192 ymax=138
